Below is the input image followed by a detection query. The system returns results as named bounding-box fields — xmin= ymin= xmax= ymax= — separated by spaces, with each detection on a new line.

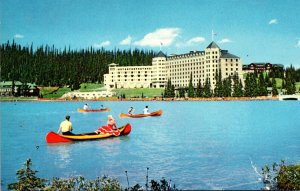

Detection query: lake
xmin=1 ymin=100 xmax=299 ymax=190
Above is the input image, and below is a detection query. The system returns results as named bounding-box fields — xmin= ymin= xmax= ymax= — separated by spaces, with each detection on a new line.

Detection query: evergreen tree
xmin=179 ymin=88 xmax=185 ymax=98
xmin=8 ymin=159 xmax=47 ymax=190
xmin=222 ymin=76 xmax=232 ymax=97
xmin=232 ymin=73 xmax=243 ymax=97
xmin=195 ymin=79 xmax=203 ymax=97
xmin=203 ymin=77 xmax=212 ymax=97
xmin=271 ymin=78 xmax=278 ymax=96
xmin=187 ymin=73 xmax=195 ymax=98
xmin=244 ymin=74 xmax=251 ymax=97
xmin=285 ymin=65 xmax=296 ymax=94
xmin=0 ymin=41 xmax=155 ymax=87
xmin=258 ymin=73 xmax=268 ymax=96
xmin=164 ymin=79 xmax=175 ymax=98
xmin=214 ymin=69 xmax=223 ymax=97
xmin=171 ymin=84 xmax=175 ymax=98
xmin=244 ymin=73 xmax=258 ymax=97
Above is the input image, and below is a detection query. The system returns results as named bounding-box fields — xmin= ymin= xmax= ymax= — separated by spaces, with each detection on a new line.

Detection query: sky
xmin=1 ymin=0 xmax=300 ymax=68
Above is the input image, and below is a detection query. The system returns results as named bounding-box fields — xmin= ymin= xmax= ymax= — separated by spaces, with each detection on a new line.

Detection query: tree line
xmin=0 ymin=41 xmax=155 ymax=89
xmin=164 ymin=66 xmax=300 ymax=98
xmin=1 ymin=41 xmax=300 ymax=97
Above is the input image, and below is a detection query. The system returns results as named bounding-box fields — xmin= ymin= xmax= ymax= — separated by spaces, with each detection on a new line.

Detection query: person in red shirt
xmin=95 ymin=115 xmax=120 ymax=136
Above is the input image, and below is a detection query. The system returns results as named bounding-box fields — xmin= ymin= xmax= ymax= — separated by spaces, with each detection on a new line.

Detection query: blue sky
xmin=1 ymin=0 xmax=300 ymax=67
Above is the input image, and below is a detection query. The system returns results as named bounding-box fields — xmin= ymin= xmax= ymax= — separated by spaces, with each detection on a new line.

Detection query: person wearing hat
xmin=57 ymin=115 xmax=74 ymax=135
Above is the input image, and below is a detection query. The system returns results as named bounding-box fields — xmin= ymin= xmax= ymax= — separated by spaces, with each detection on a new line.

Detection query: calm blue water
xmin=1 ymin=101 xmax=300 ymax=190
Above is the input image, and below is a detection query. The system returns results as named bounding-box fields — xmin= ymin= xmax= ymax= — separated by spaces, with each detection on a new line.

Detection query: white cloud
xmin=218 ymin=38 xmax=232 ymax=44
xmin=176 ymin=36 xmax=206 ymax=47
xmin=296 ymin=39 xmax=300 ymax=47
xmin=187 ymin=37 xmax=205 ymax=45
xmin=269 ymin=19 xmax=278 ymax=25
xmin=94 ymin=40 xmax=111 ymax=48
xmin=14 ymin=34 xmax=24 ymax=39
xmin=120 ymin=35 xmax=132 ymax=45
xmin=134 ymin=28 xmax=181 ymax=47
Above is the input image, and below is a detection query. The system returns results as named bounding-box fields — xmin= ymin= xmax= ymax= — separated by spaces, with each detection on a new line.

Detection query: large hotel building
xmin=104 ymin=41 xmax=243 ymax=90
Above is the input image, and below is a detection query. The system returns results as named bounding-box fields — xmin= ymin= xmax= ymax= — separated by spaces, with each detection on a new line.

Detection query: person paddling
xmin=57 ymin=115 xmax=74 ymax=135
xmin=128 ymin=107 xmax=134 ymax=115
xmin=143 ymin=105 xmax=150 ymax=114
xmin=83 ymin=104 xmax=89 ymax=110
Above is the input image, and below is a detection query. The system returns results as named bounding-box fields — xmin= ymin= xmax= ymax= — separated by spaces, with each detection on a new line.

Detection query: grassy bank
xmin=112 ymin=88 xmax=164 ymax=98
xmin=0 ymin=96 xmax=38 ymax=101
xmin=40 ymin=87 xmax=71 ymax=99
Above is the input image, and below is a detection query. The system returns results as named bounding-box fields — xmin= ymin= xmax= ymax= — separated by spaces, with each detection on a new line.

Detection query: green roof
xmin=0 ymin=81 xmax=22 ymax=86
xmin=0 ymin=81 xmax=37 ymax=87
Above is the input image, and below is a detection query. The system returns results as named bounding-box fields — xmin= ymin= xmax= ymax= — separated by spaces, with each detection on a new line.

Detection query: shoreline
xmin=0 ymin=96 xmax=279 ymax=102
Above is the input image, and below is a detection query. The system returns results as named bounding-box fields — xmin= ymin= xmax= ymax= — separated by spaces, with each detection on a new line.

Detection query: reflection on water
xmin=94 ymin=136 xmax=130 ymax=153
xmin=1 ymin=101 xmax=299 ymax=190
xmin=47 ymin=143 xmax=72 ymax=168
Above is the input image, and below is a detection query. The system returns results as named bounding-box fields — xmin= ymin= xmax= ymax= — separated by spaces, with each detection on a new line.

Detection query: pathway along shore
xmin=0 ymin=96 xmax=279 ymax=102
xmin=35 ymin=96 xmax=278 ymax=102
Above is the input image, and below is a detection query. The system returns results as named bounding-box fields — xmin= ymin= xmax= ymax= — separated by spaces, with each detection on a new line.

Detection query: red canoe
xmin=119 ymin=109 xmax=163 ymax=118
xmin=77 ymin=107 xmax=110 ymax=112
xmin=46 ymin=123 xmax=131 ymax=143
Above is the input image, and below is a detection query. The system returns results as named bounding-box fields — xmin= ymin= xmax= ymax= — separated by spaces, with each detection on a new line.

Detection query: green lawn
xmin=296 ymin=82 xmax=300 ymax=92
xmin=41 ymin=87 xmax=71 ymax=98
xmin=112 ymin=88 xmax=164 ymax=98
xmin=0 ymin=96 xmax=38 ymax=101
xmin=275 ymin=78 xmax=283 ymax=88
xmin=79 ymin=83 xmax=104 ymax=92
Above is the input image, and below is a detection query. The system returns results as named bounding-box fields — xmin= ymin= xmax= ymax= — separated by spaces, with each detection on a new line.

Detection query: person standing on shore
xmin=57 ymin=115 xmax=74 ymax=135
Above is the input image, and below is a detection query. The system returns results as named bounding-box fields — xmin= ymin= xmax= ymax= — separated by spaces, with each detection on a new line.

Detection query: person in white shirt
xmin=143 ymin=106 xmax=150 ymax=114
xmin=83 ymin=104 xmax=89 ymax=110
xmin=57 ymin=115 xmax=74 ymax=135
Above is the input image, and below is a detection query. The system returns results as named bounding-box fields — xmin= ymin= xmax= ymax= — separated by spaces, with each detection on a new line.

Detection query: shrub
xmin=8 ymin=159 xmax=47 ymax=191
xmin=261 ymin=160 xmax=300 ymax=190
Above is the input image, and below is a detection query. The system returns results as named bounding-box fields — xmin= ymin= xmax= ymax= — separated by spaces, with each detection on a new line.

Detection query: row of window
xmin=112 ymin=67 xmax=152 ymax=71
xmin=112 ymin=78 xmax=149 ymax=82
xmin=206 ymin=51 xmax=219 ymax=55
xmin=168 ymin=53 xmax=205 ymax=60
xmin=111 ymin=71 xmax=152 ymax=75
xmin=206 ymin=56 xmax=219 ymax=59
xmin=169 ymin=58 xmax=205 ymax=64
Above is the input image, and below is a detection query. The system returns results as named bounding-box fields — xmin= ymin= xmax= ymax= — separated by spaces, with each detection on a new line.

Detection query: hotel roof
xmin=220 ymin=52 xmax=240 ymax=59
xmin=155 ymin=51 xmax=166 ymax=58
xmin=206 ymin=41 xmax=220 ymax=49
